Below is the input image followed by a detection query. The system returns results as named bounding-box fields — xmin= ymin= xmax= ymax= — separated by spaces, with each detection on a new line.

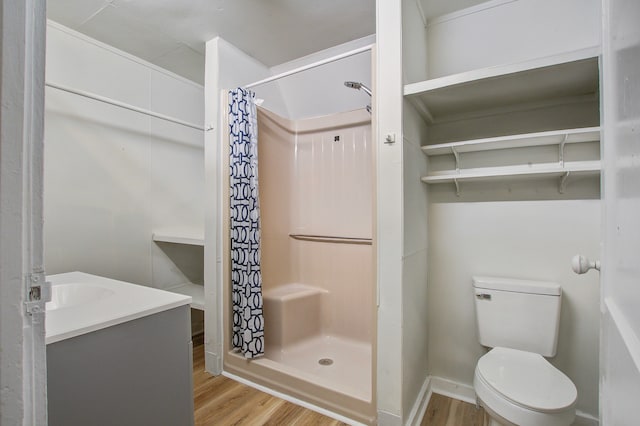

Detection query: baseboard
xmin=429 ymin=376 xmax=477 ymax=404
xmin=377 ymin=410 xmax=402 ymax=426
xmin=420 ymin=376 xmax=599 ymax=426
xmin=405 ymin=376 xmax=432 ymax=426
xmin=573 ymin=410 xmax=599 ymax=426
xmin=204 ymin=349 xmax=222 ymax=375
xmin=223 ymin=371 xmax=367 ymax=426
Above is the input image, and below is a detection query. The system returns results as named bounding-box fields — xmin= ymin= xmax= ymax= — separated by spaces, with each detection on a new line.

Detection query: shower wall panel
xmin=257 ymin=108 xmax=373 ymax=343
xmin=292 ymin=113 xmax=372 ymax=238
xmin=257 ymin=109 xmax=296 ymax=292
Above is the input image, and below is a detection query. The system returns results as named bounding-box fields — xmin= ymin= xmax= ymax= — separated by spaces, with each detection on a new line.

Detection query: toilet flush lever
xmin=571 ymin=255 xmax=601 ymax=274
xmin=476 ymin=293 xmax=492 ymax=300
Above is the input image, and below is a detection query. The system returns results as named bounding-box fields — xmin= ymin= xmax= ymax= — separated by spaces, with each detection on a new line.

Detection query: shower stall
xmin=220 ymin=55 xmax=376 ymax=423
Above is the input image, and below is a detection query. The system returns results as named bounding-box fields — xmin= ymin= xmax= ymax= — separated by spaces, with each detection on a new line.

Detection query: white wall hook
xmin=384 ymin=133 xmax=396 ymax=144
xmin=571 ymin=254 xmax=601 ymax=274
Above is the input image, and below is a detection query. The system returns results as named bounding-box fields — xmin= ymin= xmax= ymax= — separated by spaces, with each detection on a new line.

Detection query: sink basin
xmin=46 ymin=283 xmax=115 ymax=311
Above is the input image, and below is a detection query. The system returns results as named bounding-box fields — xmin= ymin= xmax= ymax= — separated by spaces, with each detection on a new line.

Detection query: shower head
xmin=344 ymin=81 xmax=372 ymax=97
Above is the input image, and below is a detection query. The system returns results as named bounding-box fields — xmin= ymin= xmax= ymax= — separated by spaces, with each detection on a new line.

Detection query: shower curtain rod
xmin=244 ymin=44 xmax=374 ymax=89
xmin=45 ymin=82 xmax=205 ymax=131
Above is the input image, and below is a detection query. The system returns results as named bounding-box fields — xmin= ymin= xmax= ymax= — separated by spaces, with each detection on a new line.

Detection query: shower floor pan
xmin=226 ymin=282 xmax=373 ymax=422
xmin=259 ymin=334 xmax=371 ymax=402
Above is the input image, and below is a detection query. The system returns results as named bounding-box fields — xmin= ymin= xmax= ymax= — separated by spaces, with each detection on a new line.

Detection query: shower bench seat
xmin=263 ymin=284 xmax=326 ymax=349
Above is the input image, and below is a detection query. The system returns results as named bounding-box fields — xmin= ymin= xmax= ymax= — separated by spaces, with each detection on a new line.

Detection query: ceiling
xmin=47 ymin=0 xmax=489 ymax=85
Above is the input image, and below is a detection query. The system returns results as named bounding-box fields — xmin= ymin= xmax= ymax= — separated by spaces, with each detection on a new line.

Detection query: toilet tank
xmin=473 ymin=276 xmax=562 ymax=357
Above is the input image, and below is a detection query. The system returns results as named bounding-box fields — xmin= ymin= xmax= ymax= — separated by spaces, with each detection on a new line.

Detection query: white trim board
xmin=0 ymin=1 xmax=47 ymax=423
xmin=428 ymin=377 xmax=477 ymax=404
xmin=404 ymin=47 xmax=600 ymax=97
xmin=605 ymin=297 xmax=640 ymax=374
xmin=405 ymin=377 xmax=432 ymax=426
xmin=377 ymin=410 xmax=402 ymax=426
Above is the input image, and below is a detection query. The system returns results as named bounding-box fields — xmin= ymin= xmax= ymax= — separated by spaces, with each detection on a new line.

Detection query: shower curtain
xmin=228 ymin=88 xmax=264 ymax=359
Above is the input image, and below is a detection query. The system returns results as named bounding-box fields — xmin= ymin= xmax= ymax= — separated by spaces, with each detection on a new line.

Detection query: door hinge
xmin=25 ymin=270 xmax=51 ymax=315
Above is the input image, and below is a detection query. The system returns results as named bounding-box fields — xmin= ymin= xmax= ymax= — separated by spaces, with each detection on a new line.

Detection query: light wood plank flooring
xmin=193 ymin=343 xmax=483 ymax=425
xmin=192 ymin=344 xmax=348 ymax=425
xmin=421 ymin=393 xmax=485 ymax=426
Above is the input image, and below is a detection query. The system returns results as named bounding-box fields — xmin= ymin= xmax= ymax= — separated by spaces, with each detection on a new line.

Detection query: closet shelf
xmin=166 ymin=283 xmax=204 ymax=311
xmin=421 ymin=160 xmax=601 ymax=184
xmin=404 ymin=47 xmax=600 ymax=122
xmin=422 ymin=127 xmax=600 ymax=156
xmin=152 ymin=228 xmax=204 ymax=246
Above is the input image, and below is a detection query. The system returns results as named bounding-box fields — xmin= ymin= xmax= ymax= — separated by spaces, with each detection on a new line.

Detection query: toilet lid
xmin=477 ymin=347 xmax=577 ymax=412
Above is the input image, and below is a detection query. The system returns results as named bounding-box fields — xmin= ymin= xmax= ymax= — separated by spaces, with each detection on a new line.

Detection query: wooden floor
xmin=421 ymin=393 xmax=485 ymax=426
xmin=192 ymin=344 xmax=348 ymax=425
xmin=193 ymin=344 xmax=483 ymax=425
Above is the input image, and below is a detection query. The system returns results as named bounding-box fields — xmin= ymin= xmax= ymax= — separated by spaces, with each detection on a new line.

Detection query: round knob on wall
xmin=571 ymin=254 xmax=601 ymax=274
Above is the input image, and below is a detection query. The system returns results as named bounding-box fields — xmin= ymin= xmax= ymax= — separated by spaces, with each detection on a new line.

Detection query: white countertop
xmin=46 ymin=272 xmax=191 ymax=344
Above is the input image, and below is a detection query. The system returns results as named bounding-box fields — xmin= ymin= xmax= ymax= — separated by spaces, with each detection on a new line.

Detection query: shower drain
xmin=318 ymin=358 xmax=334 ymax=366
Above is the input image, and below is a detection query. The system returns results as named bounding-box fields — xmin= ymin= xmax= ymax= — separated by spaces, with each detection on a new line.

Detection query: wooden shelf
xmin=152 ymin=228 xmax=204 ymax=246
xmin=421 ymin=160 xmax=601 ymax=184
xmin=167 ymin=283 xmax=204 ymax=311
xmin=422 ymin=127 xmax=600 ymax=156
xmin=404 ymin=48 xmax=600 ymax=122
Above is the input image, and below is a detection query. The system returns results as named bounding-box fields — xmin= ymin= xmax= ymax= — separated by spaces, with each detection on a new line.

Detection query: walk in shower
xmin=221 ymin=56 xmax=375 ymax=423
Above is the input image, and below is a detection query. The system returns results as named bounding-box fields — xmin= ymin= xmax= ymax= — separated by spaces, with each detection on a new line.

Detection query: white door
xmin=600 ymin=0 xmax=640 ymax=423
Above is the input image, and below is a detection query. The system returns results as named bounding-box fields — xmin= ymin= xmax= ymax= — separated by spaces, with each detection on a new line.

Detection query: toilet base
xmin=478 ymin=398 xmax=518 ymax=426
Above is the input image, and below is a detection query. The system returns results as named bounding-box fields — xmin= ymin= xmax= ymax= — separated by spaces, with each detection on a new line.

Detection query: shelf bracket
xmin=559 ymin=171 xmax=570 ymax=194
xmin=559 ymin=134 xmax=568 ymax=167
xmin=453 ymin=178 xmax=460 ymax=197
xmin=451 ymin=147 xmax=461 ymax=171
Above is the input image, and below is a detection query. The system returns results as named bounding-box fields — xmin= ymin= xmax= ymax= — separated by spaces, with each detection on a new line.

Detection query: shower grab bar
xmin=45 ymin=82 xmax=205 ymax=131
xmin=289 ymin=234 xmax=372 ymax=245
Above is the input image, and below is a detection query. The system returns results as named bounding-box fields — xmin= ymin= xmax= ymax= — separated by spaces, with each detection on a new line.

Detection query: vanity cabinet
xmin=47 ymin=305 xmax=194 ymax=426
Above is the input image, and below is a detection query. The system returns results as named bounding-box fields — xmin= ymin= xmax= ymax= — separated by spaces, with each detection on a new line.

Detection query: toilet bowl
xmin=474 ymin=347 xmax=577 ymax=426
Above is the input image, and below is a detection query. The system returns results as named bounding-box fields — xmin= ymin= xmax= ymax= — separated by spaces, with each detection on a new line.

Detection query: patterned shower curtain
xmin=228 ymin=88 xmax=264 ymax=359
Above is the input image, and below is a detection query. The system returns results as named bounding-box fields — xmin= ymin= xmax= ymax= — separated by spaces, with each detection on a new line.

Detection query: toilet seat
xmin=474 ymin=347 xmax=577 ymax=426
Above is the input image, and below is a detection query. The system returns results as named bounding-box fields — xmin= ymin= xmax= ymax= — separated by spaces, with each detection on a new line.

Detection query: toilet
xmin=472 ymin=276 xmax=577 ymax=426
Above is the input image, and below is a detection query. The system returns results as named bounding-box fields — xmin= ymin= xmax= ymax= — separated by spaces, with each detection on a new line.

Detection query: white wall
xmin=376 ymin=0 xmax=405 ymax=423
xmin=428 ymin=200 xmax=601 ymax=418
xmin=204 ymin=36 xmax=279 ymax=374
xmin=402 ymin=0 xmax=429 ymax=84
xmin=402 ymin=99 xmax=430 ymax=421
xmin=426 ymin=0 xmax=601 ymax=79
xmin=270 ymin=35 xmax=374 ymax=121
xmin=44 ymin=22 xmax=204 ymax=291
xmin=400 ymin=1 xmax=432 ymax=422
